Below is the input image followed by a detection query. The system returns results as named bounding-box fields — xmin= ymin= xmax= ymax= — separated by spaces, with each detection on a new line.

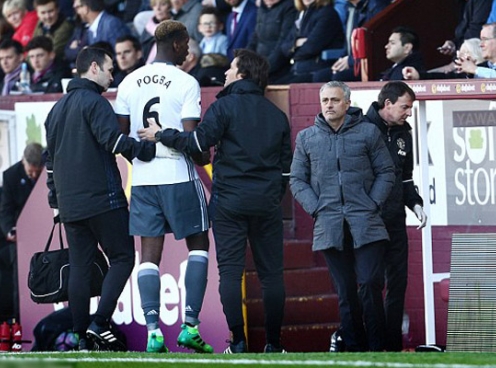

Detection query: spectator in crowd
xmin=138 ymin=0 xmax=171 ymax=64
xmin=438 ymin=0 xmax=491 ymax=56
xmin=0 ymin=38 xmax=23 ymax=95
xmin=2 ymin=0 xmax=38 ymax=47
xmin=380 ymin=26 xmax=424 ymax=81
xmin=246 ymin=0 xmax=297 ymax=83
xmin=32 ymin=0 xmax=74 ymax=60
xmin=363 ymin=81 xmax=427 ymax=352
xmin=0 ymin=142 xmax=43 ymax=322
xmin=225 ymin=0 xmax=257 ymax=60
xmin=313 ymin=0 xmax=390 ymax=83
xmin=277 ymin=0 xmax=344 ymax=83
xmin=111 ymin=34 xmax=144 ymax=87
xmin=64 ymin=0 xmax=130 ymax=70
xmin=198 ymin=6 xmax=227 ymax=56
xmin=15 ymin=35 xmax=71 ymax=93
xmin=455 ymin=22 xmax=496 ymax=78
xmin=137 ymin=48 xmax=292 ymax=354
xmin=403 ymin=38 xmax=483 ymax=80
xmin=114 ymin=20 xmax=213 ymax=354
xmin=200 ymin=0 xmax=231 ymax=26
xmin=0 ymin=142 xmax=43 ymax=244
xmin=44 ymin=46 xmax=155 ymax=352
xmin=178 ymin=38 xmax=228 ymax=86
xmin=170 ymin=0 xmax=203 ymax=42
xmin=290 ymin=81 xmax=394 ymax=352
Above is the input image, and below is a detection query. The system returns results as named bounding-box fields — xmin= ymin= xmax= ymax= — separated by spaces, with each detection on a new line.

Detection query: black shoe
xmin=86 ymin=321 xmax=126 ymax=352
xmin=223 ymin=340 xmax=247 ymax=354
xmin=329 ymin=330 xmax=345 ymax=352
xmin=264 ymin=343 xmax=287 ymax=353
xmin=78 ymin=337 xmax=94 ymax=352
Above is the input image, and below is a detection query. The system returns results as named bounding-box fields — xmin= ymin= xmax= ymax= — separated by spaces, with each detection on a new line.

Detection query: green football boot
xmin=146 ymin=333 xmax=168 ymax=353
xmin=177 ymin=324 xmax=213 ymax=353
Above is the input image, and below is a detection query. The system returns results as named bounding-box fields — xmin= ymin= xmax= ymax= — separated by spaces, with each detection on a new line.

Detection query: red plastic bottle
xmin=0 ymin=322 xmax=11 ymax=352
xmin=11 ymin=321 xmax=22 ymax=352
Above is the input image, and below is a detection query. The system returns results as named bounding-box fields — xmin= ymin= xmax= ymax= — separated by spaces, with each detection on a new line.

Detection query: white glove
xmin=413 ymin=204 xmax=427 ymax=229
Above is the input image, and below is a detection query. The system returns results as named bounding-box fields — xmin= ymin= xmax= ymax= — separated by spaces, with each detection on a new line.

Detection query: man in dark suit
xmin=0 ymin=142 xmax=44 ymax=321
xmin=225 ymin=0 xmax=257 ymax=60
xmin=65 ymin=0 xmax=130 ymax=69
xmin=380 ymin=26 xmax=424 ymax=81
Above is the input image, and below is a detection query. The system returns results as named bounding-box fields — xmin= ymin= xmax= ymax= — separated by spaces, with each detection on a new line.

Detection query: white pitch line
xmin=0 ymin=356 xmax=492 ymax=368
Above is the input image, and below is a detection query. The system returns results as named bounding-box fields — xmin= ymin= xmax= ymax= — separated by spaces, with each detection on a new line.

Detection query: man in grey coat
xmin=290 ymin=81 xmax=395 ymax=352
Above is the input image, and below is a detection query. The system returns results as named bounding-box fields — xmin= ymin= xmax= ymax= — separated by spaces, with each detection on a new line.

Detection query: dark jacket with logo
xmin=364 ymin=102 xmax=423 ymax=226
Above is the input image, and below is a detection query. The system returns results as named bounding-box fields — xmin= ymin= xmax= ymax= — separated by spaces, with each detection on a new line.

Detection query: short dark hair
xmin=115 ymin=34 xmax=142 ymax=52
xmin=377 ymin=81 xmax=416 ymax=109
xmin=25 ymin=35 xmax=54 ymax=53
xmin=33 ymin=0 xmax=58 ymax=8
xmin=392 ymin=26 xmax=419 ymax=51
xmin=233 ymin=49 xmax=269 ymax=90
xmin=199 ymin=6 xmax=222 ymax=23
xmin=23 ymin=142 xmax=43 ymax=167
xmin=0 ymin=38 xmax=23 ymax=55
xmin=76 ymin=46 xmax=112 ymax=75
xmin=80 ymin=0 xmax=104 ymax=12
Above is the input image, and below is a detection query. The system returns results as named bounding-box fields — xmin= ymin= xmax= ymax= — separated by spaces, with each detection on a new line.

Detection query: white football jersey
xmin=114 ymin=62 xmax=201 ymax=186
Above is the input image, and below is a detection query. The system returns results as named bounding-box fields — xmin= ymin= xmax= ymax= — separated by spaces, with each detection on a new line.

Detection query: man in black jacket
xmin=0 ymin=142 xmax=43 ymax=321
xmin=0 ymin=143 xmax=43 ymax=242
xmin=111 ymin=34 xmax=144 ymax=88
xmin=44 ymin=46 xmax=155 ymax=351
xmin=363 ymin=81 xmax=427 ymax=351
xmin=138 ymin=49 xmax=292 ymax=354
xmin=380 ymin=26 xmax=424 ymax=81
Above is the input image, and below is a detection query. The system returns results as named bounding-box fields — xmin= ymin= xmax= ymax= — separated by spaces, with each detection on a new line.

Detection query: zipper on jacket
xmin=335 ymin=135 xmax=345 ymax=205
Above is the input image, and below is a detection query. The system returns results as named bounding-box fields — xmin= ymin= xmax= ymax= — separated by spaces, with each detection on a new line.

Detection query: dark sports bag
xmin=28 ymin=223 xmax=108 ymax=304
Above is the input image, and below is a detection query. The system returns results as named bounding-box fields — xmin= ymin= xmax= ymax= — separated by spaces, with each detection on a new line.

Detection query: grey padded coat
xmin=290 ymin=107 xmax=395 ymax=251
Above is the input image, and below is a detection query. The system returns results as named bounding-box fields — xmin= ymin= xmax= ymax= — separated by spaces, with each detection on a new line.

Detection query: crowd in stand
xmin=0 ymin=0 xmax=495 ymax=96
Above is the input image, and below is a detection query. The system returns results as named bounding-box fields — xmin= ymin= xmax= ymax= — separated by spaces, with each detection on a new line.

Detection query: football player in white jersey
xmin=114 ymin=20 xmax=212 ymax=354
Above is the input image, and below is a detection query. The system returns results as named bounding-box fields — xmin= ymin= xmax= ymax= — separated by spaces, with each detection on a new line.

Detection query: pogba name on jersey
xmin=136 ymin=75 xmax=172 ymax=88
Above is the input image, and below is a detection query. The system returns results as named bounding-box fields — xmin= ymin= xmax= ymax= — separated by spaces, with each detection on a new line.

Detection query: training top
xmin=114 ymin=62 xmax=201 ymax=186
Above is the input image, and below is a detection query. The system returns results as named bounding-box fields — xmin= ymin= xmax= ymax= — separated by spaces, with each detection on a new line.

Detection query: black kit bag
xmin=28 ymin=222 xmax=109 ymax=304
